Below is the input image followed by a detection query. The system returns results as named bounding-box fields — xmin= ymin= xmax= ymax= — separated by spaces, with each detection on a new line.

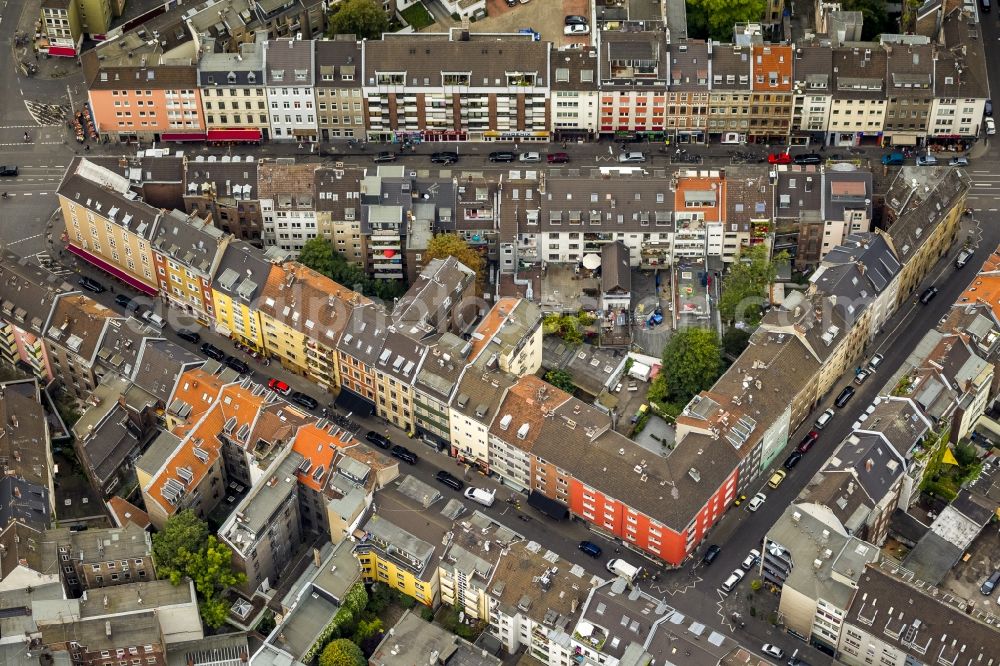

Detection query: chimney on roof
xmin=313 ymin=547 xmax=322 ymax=568
xmin=865 ymin=458 xmax=874 ymax=472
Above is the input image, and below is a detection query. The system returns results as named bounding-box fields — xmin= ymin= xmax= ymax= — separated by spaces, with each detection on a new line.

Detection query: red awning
xmin=160 ymin=132 xmax=206 ymax=142
xmin=66 ymin=245 xmax=158 ymax=296
xmin=207 ymin=129 xmax=262 ymax=142
xmin=47 ymin=45 xmax=77 ymax=57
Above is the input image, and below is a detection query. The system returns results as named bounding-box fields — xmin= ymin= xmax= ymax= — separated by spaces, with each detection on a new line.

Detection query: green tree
xmin=318 ymin=639 xmax=366 ymax=666
xmin=199 ymin=597 xmax=229 ymax=629
xmin=326 ymin=0 xmax=389 ymax=40
xmin=351 ymin=616 xmax=383 ymax=644
xmin=425 ymin=233 xmax=486 ymax=294
xmin=151 ymin=509 xmax=208 ymax=582
xmin=953 ymin=442 xmax=977 ymax=467
xmin=722 ymin=327 xmax=751 ymax=358
xmin=842 ymin=0 xmax=891 ymax=40
xmin=298 ymin=238 xmax=406 ymax=303
xmin=366 ymin=582 xmax=393 ymax=614
xmin=544 ymin=369 xmax=576 ymax=393
xmin=660 ymin=328 xmax=722 ymax=405
xmin=686 ymin=0 xmax=767 ymax=41
xmin=718 ymin=245 xmax=784 ymax=326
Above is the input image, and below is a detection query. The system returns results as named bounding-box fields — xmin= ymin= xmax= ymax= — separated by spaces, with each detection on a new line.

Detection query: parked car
xmin=797 ymin=430 xmax=819 ymax=453
xmin=0 ymin=166 xmax=18 ymax=177
xmin=267 ymin=378 xmax=291 ymax=396
xmin=747 ymin=493 xmax=767 ymax=512
xmin=200 ymin=342 xmax=226 ymax=361
xmin=430 ymin=152 xmax=459 ymax=164
xmin=464 ymin=487 xmax=496 ymax=506
xmin=373 ymin=151 xmax=396 ymax=163
xmin=618 ymin=151 xmax=646 ymax=163
xmin=518 ymin=152 xmax=541 ymax=162
xmin=881 ymin=152 xmax=905 ymax=166
xmin=768 ymin=469 xmax=787 ymax=488
xmin=115 ymin=294 xmax=138 ymax=311
xmin=290 ymin=391 xmax=318 ymax=410
xmin=225 ymin=356 xmax=250 ymax=375
xmin=365 ymin=431 xmax=392 ymax=449
xmin=579 ymin=540 xmax=602 ymax=558
xmin=793 ymin=153 xmax=822 ymax=165
xmin=986 ymin=99 xmax=993 ymax=116
xmin=815 ymin=408 xmax=835 ymax=430
xmin=141 ymin=311 xmax=165 ymax=329
xmin=176 ymin=329 xmax=201 ymax=344
xmin=783 ymin=451 xmax=803 ymax=469
xmin=867 ymin=353 xmax=884 ymax=372
xmin=741 ymin=549 xmax=761 ymax=571
xmin=701 ymin=544 xmax=721 ymax=565
xmin=768 ymin=152 xmax=792 ymax=165
xmin=505 ymin=0 xmax=517 ymax=6
xmin=436 ymin=470 xmax=464 ymax=491
xmin=919 ymin=286 xmax=939 ymax=304
xmin=547 ymin=152 xmax=570 ymax=164
xmin=916 ymin=154 xmax=939 ymax=166
xmin=78 ymin=277 xmax=106 ymax=293
xmin=390 ymin=444 xmax=418 ymax=465
xmin=720 ymin=568 xmax=745 ymax=593
xmin=564 ymin=14 xmax=588 ymax=24
xmin=835 ymin=385 xmax=856 ymax=408
xmin=762 ymin=645 xmax=786 ymax=660
xmin=564 ymin=23 xmax=590 ymax=35
xmin=981 ymin=570 xmax=1000 ymax=595
xmin=987 ymin=117 xmax=997 ymax=135
xmin=489 ymin=151 xmax=515 ymax=163
xmin=950 ymin=156 xmax=970 ymax=167
xmin=854 ymin=370 xmax=870 ymax=385
xmin=788 ymin=658 xmax=812 ymax=666
xmin=956 ymin=248 xmax=975 ymax=268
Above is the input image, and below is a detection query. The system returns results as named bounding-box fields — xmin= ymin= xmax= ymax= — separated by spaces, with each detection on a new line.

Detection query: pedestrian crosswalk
xmin=24 ymin=101 xmax=67 ymax=126
xmin=966 ymin=170 xmax=1000 ymax=210
xmin=32 ymin=252 xmax=72 ymax=276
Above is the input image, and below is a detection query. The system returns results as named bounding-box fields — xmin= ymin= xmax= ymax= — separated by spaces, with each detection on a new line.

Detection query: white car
xmin=762 ymin=644 xmax=785 ymax=660
xmin=518 ymin=152 xmax=541 ymax=162
xmin=747 ymin=492 xmax=766 ymax=512
xmin=618 ymin=151 xmax=646 ymax=163
xmin=564 ymin=23 xmax=590 ymax=35
xmin=987 ymin=117 xmax=996 ymax=135
xmin=463 ymin=487 xmax=496 ymax=507
xmin=741 ymin=549 xmax=761 ymax=571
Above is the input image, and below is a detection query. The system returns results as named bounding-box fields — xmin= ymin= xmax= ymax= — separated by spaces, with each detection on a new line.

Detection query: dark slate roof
xmin=901 ymin=531 xmax=961 ymax=584
xmin=264 ymin=39 xmax=315 ymax=86
xmin=601 ymin=241 xmax=630 ymax=294
xmin=824 ymin=432 xmax=904 ymax=506
xmin=0 ymin=477 xmax=50 ymax=530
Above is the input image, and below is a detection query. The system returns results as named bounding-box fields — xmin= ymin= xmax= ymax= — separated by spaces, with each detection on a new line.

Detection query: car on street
xmin=768 ymin=152 xmax=792 ymax=165
xmin=176 ymin=329 xmax=201 ymax=344
xmin=290 ymin=391 xmax=318 ymax=410
xmin=505 ymin=0 xmax=517 ymax=6
xmin=464 ymin=487 xmax=496 ymax=506
xmin=436 ymin=470 xmax=464 ymax=491
xmin=950 ymin=156 xmax=969 ymax=167
xmin=365 ymin=431 xmax=392 ymax=449
xmin=815 ymin=408 xmax=835 ymax=430
xmin=115 ymin=294 xmax=138 ymax=311
xmin=741 ymin=549 xmax=761 ymax=570
xmin=579 ymin=540 xmax=602 ymax=558
xmin=200 ymin=342 xmax=226 ymax=361
xmin=987 ymin=117 xmax=997 ymax=135
xmin=956 ymin=247 xmax=975 ymax=268
xmin=0 ymin=166 xmax=19 ymax=177
xmin=747 ymin=493 xmax=767 ymax=512
xmin=868 ymin=353 xmax=884 ymax=372
xmin=783 ymin=451 xmax=803 ymax=469
xmin=762 ymin=645 xmax=786 ymax=660
xmin=768 ymin=469 xmax=787 ymax=488
xmin=390 ymin=444 xmax=418 ymax=464
xmin=854 ymin=369 xmax=870 ymax=385
xmin=916 ymin=154 xmax=939 ymax=166
xmin=701 ymin=544 xmax=721 ymax=565
xmin=793 ymin=153 xmax=822 ymax=165
xmin=489 ymin=151 xmax=515 ymax=162
xmin=78 ymin=277 xmax=106 ymax=293
xmin=519 ymin=152 xmax=541 ymax=162
xmin=881 ymin=153 xmax=905 ymax=166
xmin=564 ymin=14 xmax=588 ymax=24
xmin=618 ymin=151 xmax=646 ymax=163
xmin=547 ymin=152 xmax=570 ymax=164
xmin=981 ymin=570 xmax=1000 ymax=595
xmin=987 ymin=99 xmax=994 ymax=116
xmin=267 ymin=378 xmax=291 ymax=396
xmin=797 ymin=430 xmax=819 ymax=453
xmin=225 ymin=356 xmax=250 ymax=375
xmin=140 ymin=311 xmax=165 ymax=329
xmin=720 ymin=568 xmax=745 ymax=593
xmin=919 ymin=286 xmax=939 ymax=304
xmin=788 ymin=658 xmax=812 ymax=666
xmin=835 ymin=385 xmax=856 ymax=408
xmin=373 ymin=151 xmax=396 ymax=163
xmin=564 ymin=23 xmax=590 ymax=35
xmin=430 ymin=152 xmax=459 ymax=164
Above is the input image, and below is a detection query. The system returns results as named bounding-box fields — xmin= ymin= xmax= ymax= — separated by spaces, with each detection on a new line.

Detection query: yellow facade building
xmin=354 ymin=515 xmax=439 ymax=607
xmin=210 ymin=241 xmax=277 ymax=350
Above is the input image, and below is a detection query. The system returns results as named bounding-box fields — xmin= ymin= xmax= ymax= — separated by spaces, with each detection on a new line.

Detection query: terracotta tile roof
xmin=959 ymin=246 xmax=1000 ymax=322
xmin=169 ymin=367 xmax=227 ymax=438
xmin=45 ymin=294 xmax=118 ymax=362
xmin=489 ymin=375 xmax=571 ymax=449
xmin=751 ymin=45 xmax=793 ymax=91
xmin=106 ymin=496 xmax=151 ymax=530
xmin=675 ymin=174 xmax=726 ymax=223
xmin=291 ymin=423 xmax=353 ymax=492
xmin=469 ymin=297 xmax=518 ymax=360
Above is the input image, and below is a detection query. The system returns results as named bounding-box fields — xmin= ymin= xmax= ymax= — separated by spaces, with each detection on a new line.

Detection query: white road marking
xmin=7 ymin=233 xmax=43 ymax=245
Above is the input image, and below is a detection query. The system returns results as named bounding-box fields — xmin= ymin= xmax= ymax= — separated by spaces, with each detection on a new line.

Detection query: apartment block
xmin=52 ymin=523 xmax=156 ymax=597
xmin=43 ymin=293 xmax=119 ymax=400
xmin=354 ymin=513 xmax=439 ymax=607
xmin=264 ymin=39 xmax=317 ymax=142
xmin=363 ymin=31 xmax=551 ymax=143
xmin=0 ymin=250 xmax=64 ymax=384
xmin=197 ymin=34 xmax=271 ymax=142
xmin=151 ymin=210 xmax=229 ymax=325
xmin=183 ymin=157 xmax=263 ymax=244
xmin=438 ymin=512 xmax=521 ymax=623
xmin=551 ymin=48 xmax=599 ymax=139
xmin=827 ymin=46 xmax=887 ymax=147
xmin=41 ymin=0 xmax=82 ymax=58
xmin=258 ymin=160 xmax=321 ymax=253
xmin=210 ymin=241 xmax=282 ymax=352
xmin=314 ymin=37 xmax=365 ymax=141
xmin=0 ymin=379 xmax=55 ymax=531
xmin=597 ymin=32 xmax=669 ymax=139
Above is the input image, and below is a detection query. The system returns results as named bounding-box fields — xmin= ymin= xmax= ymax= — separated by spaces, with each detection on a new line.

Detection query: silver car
xmin=618 ymin=151 xmax=646 ymax=163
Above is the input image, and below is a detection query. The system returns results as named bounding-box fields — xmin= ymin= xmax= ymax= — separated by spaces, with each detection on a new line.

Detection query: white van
xmin=606 ymin=558 xmax=640 ymax=583
xmin=463 ymin=487 xmax=495 ymax=507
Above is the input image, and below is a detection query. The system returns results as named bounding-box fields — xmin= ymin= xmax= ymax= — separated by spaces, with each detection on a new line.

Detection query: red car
xmin=797 ymin=430 xmax=820 ymax=453
xmin=547 ymin=152 xmax=570 ymax=164
xmin=267 ymin=378 xmax=291 ymax=396
xmin=768 ymin=152 xmax=792 ymax=165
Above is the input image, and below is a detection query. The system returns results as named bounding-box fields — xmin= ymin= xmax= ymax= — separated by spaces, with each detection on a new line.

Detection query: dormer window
xmin=227 ymin=71 xmax=236 ymax=83
xmin=247 ymin=72 xmax=256 ymax=83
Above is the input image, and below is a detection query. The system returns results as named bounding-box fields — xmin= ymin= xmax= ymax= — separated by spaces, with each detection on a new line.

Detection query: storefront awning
xmin=161 ymin=132 xmax=206 ymax=142
xmin=335 ymin=388 xmax=375 ymax=416
xmin=527 ymin=492 xmax=569 ymax=520
xmin=47 ymin=45 xmax=77 ymax=57
xmin=891 ymin=134 xmax=918 ymax=146
xmin=66 ymin=245 xmax=158 ymax=296
xmin=207 ymin=129 xmax=262 ymax=142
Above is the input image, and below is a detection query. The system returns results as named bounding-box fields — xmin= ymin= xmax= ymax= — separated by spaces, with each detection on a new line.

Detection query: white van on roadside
xmin=606 ymin=558 xmax=640 ymax=584
xmin=463 ymin=487 xmax=495 ymax=507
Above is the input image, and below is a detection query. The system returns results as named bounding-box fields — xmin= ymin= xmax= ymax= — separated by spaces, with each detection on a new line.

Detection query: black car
xmin=435 ymin=470 xmax=464 ymax=491
xmin=834 ymin=385 xmax=856 ymax=408
xmin=919 ymin=286 xmax=939 ymax=304
xmin=291 ymin=391 xmax=318 ymax=410
xmin=373 ymin=151 xmax=396 ymax=163
xmin=200 ymin=342 xmax=226 ymax=361
xmin=225 ymin=356 xmax=251 ymax=375
xmin=115 ymin=294 xmax=138 ymax=311
xmin=365 ymin=431 xmax=392 ymax=449
xmin=488 ymin=151 xmax=516 ymax=162
xmin=0 ymin=166 xmax=17 ymax=177
xmin=701 ymin=544 xmax=721 ymax=565
xmin=78 ymin=277 xmax=106 ymax=293
xmin=430 ymin=152 xmax=459 ymax=165
xmin=565 ymin=14 xmax=588 ymax=25
xmin=783 ymin=451 xmax=803 ymax=469
xmin=578 ymin=540 xmax=602 ymax=558
xmin=793 ymin=153 xmax=822 ymax=165
xmin=176 ymin=329 xmax=201 ymax=344
xmin=391 ymin=444 xmax=418 ymax=464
